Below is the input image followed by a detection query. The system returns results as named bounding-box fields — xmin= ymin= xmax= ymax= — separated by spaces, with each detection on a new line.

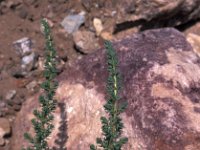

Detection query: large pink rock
xmin=11 ymin=28 xmax=200 ymax=150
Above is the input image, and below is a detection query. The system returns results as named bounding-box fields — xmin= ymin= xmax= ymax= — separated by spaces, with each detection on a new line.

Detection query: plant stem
xmin=90 ymin=40 xmax=128 ymax=150
xmin=22 ymin=18 xmax=58 ymax=150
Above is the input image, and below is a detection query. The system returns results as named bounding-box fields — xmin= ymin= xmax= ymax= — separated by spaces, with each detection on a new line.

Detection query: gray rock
xmin=61 ymin=11 xmax=85 ymax=34
xmin=5 ymin=90 xmax=16 ymax=100
xmin=11 ymin=52 xmax=37 ymax=78
xmin=13 ymin=37 xmax=32 ymax=57
xmin=21 ymin=52 xmax=36 ymax=71
xmin=11 ymin=28 xmax=200 ymax=150
xmin=13 ymin=37 xmax=37 ymax=76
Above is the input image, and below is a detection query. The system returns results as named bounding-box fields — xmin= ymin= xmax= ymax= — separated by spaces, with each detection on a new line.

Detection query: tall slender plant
xmin=90 ymin=41 xmax=128 ymax=150
xmin=22 ymin=19 xmax=58 ymax=150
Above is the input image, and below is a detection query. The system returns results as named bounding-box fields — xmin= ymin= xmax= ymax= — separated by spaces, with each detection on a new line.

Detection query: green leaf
xmin=90 ymin=144 xmax=97 ymax=150
xmin=24 ymin=133 xmax=34 ymax=144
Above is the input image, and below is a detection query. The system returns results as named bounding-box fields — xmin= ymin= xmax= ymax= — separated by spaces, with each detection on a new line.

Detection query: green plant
xmin=22 ymin=19 xmax=58 ymax=150
xmin=22 ymin=18 xmax=128 ymax=150
xmin=90 ymin=41 xmax=128 ymax=150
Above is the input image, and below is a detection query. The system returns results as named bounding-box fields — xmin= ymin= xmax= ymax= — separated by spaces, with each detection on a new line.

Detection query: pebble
xmin=0 ymin=118 xmax=11 ymax=146
xmin=5 ymin=90 xmax=16 ymax=100
xmin=21 ymin=52 xmax=36 ymax=71
xmin=93 ymin=18 xmax=103 ymax=36
xmin=26 ymin=80 xmax=38 ymax=92
xmin=73 ymin=30 xmax=100 ymax=54
xmin=61 ymin=11 xmax=85 ymax=34
xmin=13 ymin=37 xmax=32 ymax=57
xmin=13 ymin=37 xmax=37 ymax=75
xmin=36 ymin=56 xmax=45 ymax=70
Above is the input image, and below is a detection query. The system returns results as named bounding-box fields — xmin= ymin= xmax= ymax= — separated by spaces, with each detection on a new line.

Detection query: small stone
xmin=5 ymin=90 xmax=16 ymax=100
xmin=56 ymin=58 xmax=65 ymax=74
xmin=100 ymin=31 xmax=113 ymax=40
xmin=21 ymin=52 xmax=36 ymax=71
xmin=93 ymin=18 xmax=103 ymax=36
xmin=0 ymin=118 xmax=11 ymax=135
xmin=13 ymin=37 xmax=32 ymax=57
xmin=61 ymin=11 xmax=85 ymax=34
xmin=36 ymin=56 xmax=45 ymax=70
xmin=111 ymin=11 xmax=117 ymax=17
xmin=26 ymin=80 xmax=38 ymax=92
xmin=73 ymin=30 xmax=100 ymax=54
xmin=0 ymin=118 xmax=11 ymax=146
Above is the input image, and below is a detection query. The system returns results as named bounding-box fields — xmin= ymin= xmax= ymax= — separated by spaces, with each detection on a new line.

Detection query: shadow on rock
xmin=53 ymin=102 xmax=68 ymax=150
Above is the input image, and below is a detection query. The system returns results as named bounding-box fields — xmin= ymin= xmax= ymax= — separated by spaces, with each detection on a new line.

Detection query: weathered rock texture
xmin=133 ymin=0 xmax=200 ymax=28
xmin=84 ymin=0 xmax=200 ymax=32
xmin=11 ymin=28 xmax=200 ymax=150
xmin=187 ymin=33 xmax=200 ymax=57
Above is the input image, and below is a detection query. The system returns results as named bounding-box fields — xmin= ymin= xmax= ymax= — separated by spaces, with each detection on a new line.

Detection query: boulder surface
xmin=89 ymin=0 xmax=200 ymax=31
xmin=11 ymin=28 xmax=200 ymax=150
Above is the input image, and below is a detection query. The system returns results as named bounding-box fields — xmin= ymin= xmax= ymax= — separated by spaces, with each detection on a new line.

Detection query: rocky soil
xmin=0 ymin=0 xmax=200 ymax=149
